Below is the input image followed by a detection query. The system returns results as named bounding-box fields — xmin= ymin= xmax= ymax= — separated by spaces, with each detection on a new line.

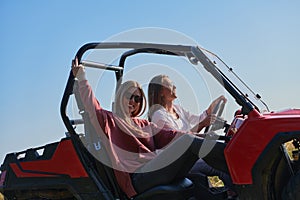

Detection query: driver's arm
xmin=190 ymin=114 xmax=216 ymax=133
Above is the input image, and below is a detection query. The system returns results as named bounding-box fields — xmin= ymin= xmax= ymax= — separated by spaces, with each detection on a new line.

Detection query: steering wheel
xmin=204 ymin=99 xmax=226 ymax=133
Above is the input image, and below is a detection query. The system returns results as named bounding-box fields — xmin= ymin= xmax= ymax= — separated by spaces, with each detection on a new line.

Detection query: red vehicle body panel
xmin=9 ymin=139 xmax=88 ymax=178
xmin=225 ymin=109 xmax=300 ymax=184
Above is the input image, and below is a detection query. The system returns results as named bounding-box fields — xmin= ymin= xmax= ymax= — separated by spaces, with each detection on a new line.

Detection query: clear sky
xmin=1 ymin=0 xmax=300 ymax=162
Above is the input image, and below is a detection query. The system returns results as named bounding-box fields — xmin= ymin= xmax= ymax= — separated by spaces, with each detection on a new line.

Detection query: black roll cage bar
xmin=60 ymin=42 xmax=254 ymax=136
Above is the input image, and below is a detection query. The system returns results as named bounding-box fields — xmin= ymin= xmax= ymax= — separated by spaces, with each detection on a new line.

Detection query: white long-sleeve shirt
xmin=151 ymin=104 xmax=207 ymax=131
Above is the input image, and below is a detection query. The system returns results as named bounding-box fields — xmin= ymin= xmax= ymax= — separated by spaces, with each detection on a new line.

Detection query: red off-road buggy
xmin=1 ymin=42 xmax=300 ymax=199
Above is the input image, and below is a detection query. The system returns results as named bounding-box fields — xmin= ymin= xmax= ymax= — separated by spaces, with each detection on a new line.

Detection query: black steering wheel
xmin=204 ymin=99 xmax=226 ymax=133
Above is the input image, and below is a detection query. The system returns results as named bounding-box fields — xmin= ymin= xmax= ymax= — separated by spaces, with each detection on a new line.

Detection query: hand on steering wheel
xmin=204 ymin=96 xmax=226 ymax=133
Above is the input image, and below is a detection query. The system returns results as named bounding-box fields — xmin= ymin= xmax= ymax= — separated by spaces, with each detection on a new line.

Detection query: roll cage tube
xmin=117 ymin=48 xmax=181 ymax=91
xmin=60 ymin=42 xmax=255 ymax=136
xmin=119 ymin=48 xmax=180 ymax=66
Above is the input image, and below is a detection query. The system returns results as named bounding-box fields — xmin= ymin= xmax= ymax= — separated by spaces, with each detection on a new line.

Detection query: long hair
xmin=147 ymin=75 xmax=168 ymax=121
xmin=112 ymin=80 xmax=149 ymax=138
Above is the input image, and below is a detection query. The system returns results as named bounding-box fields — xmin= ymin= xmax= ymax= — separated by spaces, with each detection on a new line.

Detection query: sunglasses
xmin=124 ymin=92 xmax=143 ymax=103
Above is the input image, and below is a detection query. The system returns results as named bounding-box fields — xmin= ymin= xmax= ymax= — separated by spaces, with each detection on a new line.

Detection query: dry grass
xmin=285 ymin=140 xmax=296 ymax=159
xmin=208 ymin=176 xmax=224 ymax=187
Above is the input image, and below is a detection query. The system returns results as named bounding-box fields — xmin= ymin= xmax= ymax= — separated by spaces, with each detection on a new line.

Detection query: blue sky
xmin=1 ymin=0 xmax=300 ymax=162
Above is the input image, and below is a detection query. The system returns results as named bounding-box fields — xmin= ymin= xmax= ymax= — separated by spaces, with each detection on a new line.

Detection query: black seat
xmin=133 ymin=178 xmax=194 ymax=200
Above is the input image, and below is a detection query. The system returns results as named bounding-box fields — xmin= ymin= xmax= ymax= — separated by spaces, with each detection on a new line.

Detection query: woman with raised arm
xmin=72 ymin=59 xmax=228 ymax=198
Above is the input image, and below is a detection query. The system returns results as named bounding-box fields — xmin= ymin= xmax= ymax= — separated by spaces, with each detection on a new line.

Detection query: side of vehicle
xmin=225 ymin=109 xmax=300 ymax=199
xmin=0 ymin=137 xmax=115 ymax=199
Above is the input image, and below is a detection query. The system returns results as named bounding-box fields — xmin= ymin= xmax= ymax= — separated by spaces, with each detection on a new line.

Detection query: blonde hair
xmin=112 ymin=80 xmax=148 ymax=137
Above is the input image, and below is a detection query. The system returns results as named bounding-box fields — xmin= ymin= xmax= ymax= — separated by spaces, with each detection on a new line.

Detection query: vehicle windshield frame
xmin=192 ymin=46 xmax=268 ymax=113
